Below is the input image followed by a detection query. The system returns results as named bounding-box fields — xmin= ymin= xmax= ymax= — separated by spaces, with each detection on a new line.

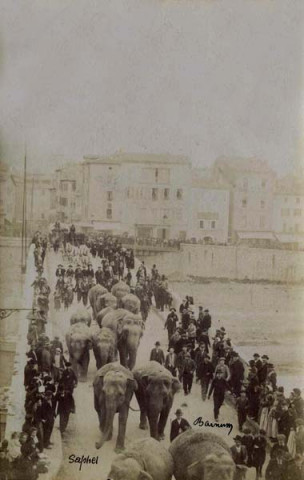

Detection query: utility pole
xmin=21 ymin=148 xmax=27 ymax=274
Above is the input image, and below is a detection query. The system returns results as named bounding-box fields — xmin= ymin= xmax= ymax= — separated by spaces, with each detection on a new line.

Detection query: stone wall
xmin=140 ymin=244 xmax=304 ymax=283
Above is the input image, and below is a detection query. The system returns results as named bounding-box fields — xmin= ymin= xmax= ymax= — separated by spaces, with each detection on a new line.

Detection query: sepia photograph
xmin=1 ymin=1 xmax=304 ymax=479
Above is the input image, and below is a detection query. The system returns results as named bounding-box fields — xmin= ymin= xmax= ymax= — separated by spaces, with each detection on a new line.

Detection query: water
xmin=171 ymin=280 xmax=304 ymax=393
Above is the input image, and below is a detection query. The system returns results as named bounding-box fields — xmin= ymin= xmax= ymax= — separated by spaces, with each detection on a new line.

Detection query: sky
xmin=1 ymin=0 xmax=304 ymax=175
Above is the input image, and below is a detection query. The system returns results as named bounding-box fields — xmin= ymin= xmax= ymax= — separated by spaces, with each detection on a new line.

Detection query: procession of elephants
xmin=63 ymin=278 xmax=238 ymax=480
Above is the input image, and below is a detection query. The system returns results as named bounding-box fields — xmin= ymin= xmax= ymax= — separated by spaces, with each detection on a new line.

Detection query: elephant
xmin=133 ymin=361 xmax=181 ymax=440
xmin=91 ymin=326 xmax=118 ymax=369
xmin=122 ymin=293 xmax=141 ymax=314
xmin=96 ymin=306 xmax=114 ymax=328
xmin=169 ymin=430 xmax=235 ymax=480
xmin=88 ymin=284 xmax=108 ymax=319
xmin=101 ymin=309 xmax=129 ymax=334
xmin=108 ymin=437 xmax=174 ymax=480
xmin=96 ymin=292 xmax=118 ymax=314
xmin=93 ymin=362 xmax=137 ymax=451
xmin=70 ymin=308 xmax=92 ymax=327
xmin=118 ymin=315 xmax=144 ymax=370
xmin=65 ymin=323 xmax=92 ymax=381
xmin=111 ymin=280 xmax=131 ymax=306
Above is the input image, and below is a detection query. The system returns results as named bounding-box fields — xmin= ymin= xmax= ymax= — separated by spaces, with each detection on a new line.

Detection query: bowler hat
xmin=293 ymin=388 xmax=301 ymax=396
xmin=262 ymin=355 xmax=269 ymax=360
xmin=170 ymin=308 xmax=176 ymax=312
xmin=155 ymin=341 xmax=161 ymax=346
xmin=175 ymin=409 xmax=183 ymax=415
xmin=253 ymin=353 xmax=260 ymax=358
xmin=233 ymin=435 xmax=242 ymax=442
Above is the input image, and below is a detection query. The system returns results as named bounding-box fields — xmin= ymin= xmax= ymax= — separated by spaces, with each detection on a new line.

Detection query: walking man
xmin=208 ymin=371 xmax=229 ymax=421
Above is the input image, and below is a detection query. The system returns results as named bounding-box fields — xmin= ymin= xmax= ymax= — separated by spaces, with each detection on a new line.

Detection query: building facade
xmin=273 ymin=175 xmax=304 ymax=248
xmin=82 ymin=153 xmax=192 ymax=239
xmin=190 ymin=168 xmax=230 ymax=243
xmin=0 ymin=162 xmax=16 ymax=229
xmin=213 ymin=157 xmax=276 ymax=245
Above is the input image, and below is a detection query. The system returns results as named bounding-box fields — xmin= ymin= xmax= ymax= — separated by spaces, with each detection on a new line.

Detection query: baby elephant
xmin=107 ymin=437 xmax=174 ymax=480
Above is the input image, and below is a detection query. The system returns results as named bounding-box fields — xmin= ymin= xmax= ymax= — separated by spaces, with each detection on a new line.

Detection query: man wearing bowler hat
xmin=170 ymin=409 xmax=191 ymax=442
xmin=164 ymin=308 xmax=178 ymax=341
xmin=230 ymin=435 xmax=248 ymax=480
xmin=150 ymin=341 xmax=165 ymax=365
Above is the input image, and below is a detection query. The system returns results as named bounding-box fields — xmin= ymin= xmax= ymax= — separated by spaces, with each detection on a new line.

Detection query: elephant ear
xmin=138 ymin=471 xmax=153 ymax=480
xmin=187 ymin=460 xmax=202 ymax=480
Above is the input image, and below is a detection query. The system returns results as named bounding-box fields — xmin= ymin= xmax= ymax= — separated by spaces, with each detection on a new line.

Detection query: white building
xmin=190 ymin=169 xmax=230 ymax=243
xmin=213 ymin=157 xmax=277 ymax=245
xmin=82 ymin=153 xmax=192 ymax=239
xmin=273 ymin=175 xmax=304 ymax=248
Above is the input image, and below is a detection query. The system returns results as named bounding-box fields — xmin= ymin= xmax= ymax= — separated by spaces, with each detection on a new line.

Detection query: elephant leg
xmin=115 ymin=405 xmax=128 ymax=451
xmin=135 ymin=391 xmax=148 ymax=430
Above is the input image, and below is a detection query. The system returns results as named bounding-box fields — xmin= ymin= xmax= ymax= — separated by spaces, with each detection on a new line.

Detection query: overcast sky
xmin=1 ymin=0 xmax=304 ymax=175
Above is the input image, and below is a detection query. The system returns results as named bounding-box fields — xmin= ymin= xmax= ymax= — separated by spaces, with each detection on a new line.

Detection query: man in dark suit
xmin=230 ymin=435 xmax=247 ymax=480
xmin=258 ymin=355 xmax=269 ymax=384
xmin=55 ymin=264 xmax=65 ymax=277
xmin=164 ymin=308 xmax=178 ymax=341
xmin=150 ymin=341 xmax=165 ymax=365
xmin=229 ymin=352 xmax=245 ymax=397
xmin=95 ymin=266 xmax=104 ymax=285
xmin=41 ymin=390 xmax=56 ymax=449
xmin=165 ymin=347 xmax=178 ymax=377
xmin=170 ymin=409 xmax=191 ymax=442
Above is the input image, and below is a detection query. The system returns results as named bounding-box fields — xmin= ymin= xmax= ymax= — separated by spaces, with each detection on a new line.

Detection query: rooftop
xmin=214 ymin=156 xmax=274 ymax=175
xmin=83 ymin=152 xmax=191 ymax=166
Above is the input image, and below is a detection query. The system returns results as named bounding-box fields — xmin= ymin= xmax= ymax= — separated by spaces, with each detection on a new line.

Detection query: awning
xmin=275 ymin=233 xmax=304 ymax=244
xmin=237 ymin=231 xmax=276 ymax=240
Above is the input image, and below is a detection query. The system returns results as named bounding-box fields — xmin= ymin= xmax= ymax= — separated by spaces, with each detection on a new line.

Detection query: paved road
xmin=44 ymin=251 xmax=256 ymax=480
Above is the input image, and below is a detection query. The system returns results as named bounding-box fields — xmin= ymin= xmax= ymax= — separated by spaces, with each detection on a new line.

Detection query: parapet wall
xmin=140 ymin=244 xmax=304 ymax=283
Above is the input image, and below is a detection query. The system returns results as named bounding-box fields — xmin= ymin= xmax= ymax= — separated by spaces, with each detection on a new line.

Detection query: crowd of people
xmin=2 ymin=227 xmax=304 ymax=480
xmin=147 ymin=278 xmax=304 ymax=479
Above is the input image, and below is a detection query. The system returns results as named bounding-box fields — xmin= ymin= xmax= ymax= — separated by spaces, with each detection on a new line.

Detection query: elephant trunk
xmin=95 ymin=399 xmax=116 ymax=449
xmin=147 ymin=404 xmax=161 ymax=440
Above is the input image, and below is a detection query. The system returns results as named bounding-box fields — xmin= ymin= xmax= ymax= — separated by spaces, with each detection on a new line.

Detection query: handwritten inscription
xmin=193 ymin=417 xmax=233 ymax=435
xmin=69 ymin=454 xmax=99 ymax=471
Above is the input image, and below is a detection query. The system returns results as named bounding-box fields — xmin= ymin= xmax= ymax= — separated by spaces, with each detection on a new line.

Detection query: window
xmin=107 ymin=191 xmax=113 ymax=201
xmin=177 ymin=189 xmax=183 ymax=200
xmin=260 ymin=216 xmax=265 ymax=228
xmin=106 ymin=208 xmax=112 ymax=219
xmin=295 ymin=224 xmax=299 ymax=233
xmin=242 ymin=198 xmax=247 ymax=208
xmin=296 ymin=197 xmax=300 ymax=204
xmin=211 ymin=221 xmax=216 ymax=229
xmin=281 ymin=208 xmax=290 ymax=217
xmin=261 ymin=180 xmax=266 ymax=188
xmin=261 ymin=200 xmax=265 ymax=209
xmin=294 ymin=209 xmax=301 ymax=216
xmin=60 ymin=197 xmax=67 ymax=206
xmin=283 ymin=223 xmax=287 ymax=232
xmin=152 ymin=188 xmax=158 ymax=201
xmin=164 ymin=188 xmax=170 ymax=200
xmin=126 ymin=188 xmax=131 ymax=199
xmin=71 ymin=181 xmax=76 ymax=191
xmin=200 ymin=220 xmax=204 ymax=229
xmin=155 ymin=169 xmax=158 ymax=181
xmin=61 ymin=182 xmax=68 ymax=192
